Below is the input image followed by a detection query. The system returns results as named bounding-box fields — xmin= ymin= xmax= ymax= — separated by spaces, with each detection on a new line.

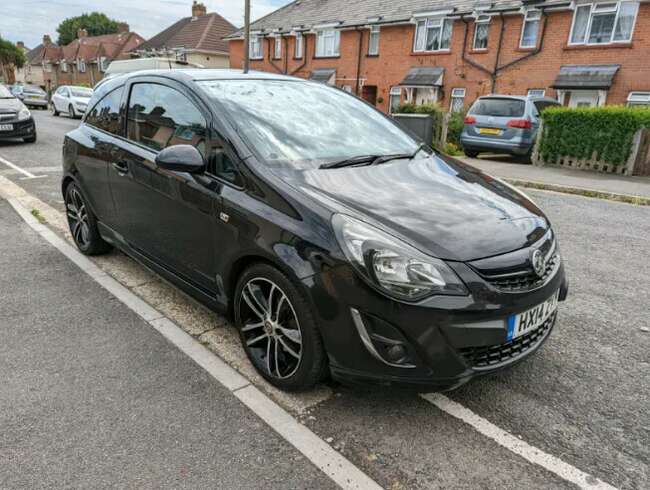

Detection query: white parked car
xmin=51 ymin=86 xmax=94 ymax=119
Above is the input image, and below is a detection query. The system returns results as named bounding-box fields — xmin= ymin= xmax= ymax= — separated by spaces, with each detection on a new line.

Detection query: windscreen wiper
xmin=319 ymin=154 xmax=383 ymax=169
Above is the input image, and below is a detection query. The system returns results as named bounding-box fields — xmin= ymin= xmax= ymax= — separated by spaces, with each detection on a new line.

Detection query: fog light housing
xmin=351 ymin=308 xmax=417 ymax=369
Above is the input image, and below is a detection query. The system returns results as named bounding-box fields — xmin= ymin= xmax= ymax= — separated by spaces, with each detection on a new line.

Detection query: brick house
xmin=55 ymin=25 xmax=145 ymax=87
xmin=226 ymin=0 xmax=650 ymax=113
xmin=17 ymin=36 xmax=63 ymax=91
xmin=134 ymin=1 xmax=236 ymax=68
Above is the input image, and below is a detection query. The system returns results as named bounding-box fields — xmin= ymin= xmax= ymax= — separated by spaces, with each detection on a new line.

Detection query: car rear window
xmin=470 ymin=98 xmax=526 ymax=117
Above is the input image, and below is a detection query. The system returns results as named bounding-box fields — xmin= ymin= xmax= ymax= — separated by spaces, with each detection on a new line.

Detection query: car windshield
xmin=71 ymin=88 xmax=93 ymax=98
xmin=470 ymin=98 xmax=526 ymax=117
xmin=197 ymin=79 xmax=419 ymax=169
xmin=25 ymin=86 xmax=46 ymax=95
xmin=0 ymin=86 xmax=14 ymax=98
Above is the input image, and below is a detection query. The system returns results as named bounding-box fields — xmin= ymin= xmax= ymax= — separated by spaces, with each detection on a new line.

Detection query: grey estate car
xmin=460 ymin=95 xmax=560 ymax=160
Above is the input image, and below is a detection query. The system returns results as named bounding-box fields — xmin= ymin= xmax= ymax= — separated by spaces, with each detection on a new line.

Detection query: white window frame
xmin=528 ymin=88 xmax=546 ymax=97
xmin=473 ymin=16 xmax=490 ymax=50
xmin=249 ymin=34 xmax=263 ymax=60
xmin=99 ymin=57 xmax=108 ymax=72
xmin=294 ymin=32 xmax=303 ymax=58
xmin=273 ymin=36 xmax=282 ymax=59
xmin=520 ymin=10 xmax=542 ymax=48
xmin=450 ymin=88 xmax=466 ymax=112
xmin=413 ymin=17 xmax=453 ymax=53
xmin=77 ymin=59 xmax=86 ymax=73
xmin=368 ymin=25 xmax=380 ymax=55
xmin=61 ymin=60 xmax=68 ymax=73
xmin=389 ymin=86 xmax=402 ymax=113
xmin=315 ymin=29 xmax=341 ymax=58
xmin=568 ymin=1 xmax=639 ymax=46
xmin=627 ymin=91 xmax=650 ymax=106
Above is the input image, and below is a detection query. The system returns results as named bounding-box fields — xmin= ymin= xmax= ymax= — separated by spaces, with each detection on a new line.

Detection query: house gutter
xmin=355 ymin=28 xmax=364 ymax=96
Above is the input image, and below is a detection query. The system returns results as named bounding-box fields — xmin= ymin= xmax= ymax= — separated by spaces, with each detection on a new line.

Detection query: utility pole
xmin=243 ymin=0 xmax=251 ymax=73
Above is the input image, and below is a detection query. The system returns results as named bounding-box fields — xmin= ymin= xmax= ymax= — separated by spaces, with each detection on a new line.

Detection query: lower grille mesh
xmin=459 ymin=313 xmax=555 ymax=369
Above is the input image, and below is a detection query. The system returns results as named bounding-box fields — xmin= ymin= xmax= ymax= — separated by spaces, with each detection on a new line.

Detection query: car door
xmin=109 ymin=78 xmax=218 ymax=292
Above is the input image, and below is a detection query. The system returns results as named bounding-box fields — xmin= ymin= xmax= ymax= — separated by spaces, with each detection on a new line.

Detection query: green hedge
xmin=540 ymin=106 xmax=650 ymax=166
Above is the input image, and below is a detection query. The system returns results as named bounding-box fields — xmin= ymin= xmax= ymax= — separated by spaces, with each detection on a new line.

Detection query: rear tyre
xmin=234 ymin=263 xmax=328 ymax=391
xmin=64 ymin=183 xmax=111 ymax=256
xmin=464 ymin=150 xmax=479 ymax=158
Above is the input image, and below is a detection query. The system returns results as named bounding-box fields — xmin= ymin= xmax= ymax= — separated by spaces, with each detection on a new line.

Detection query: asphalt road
xmin=1 ymin=112 xmax=648 ymax=489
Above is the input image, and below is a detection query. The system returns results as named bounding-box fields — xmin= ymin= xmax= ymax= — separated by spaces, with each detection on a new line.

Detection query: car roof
xmin=114 ymin=69 xmax=304 ymax=84
xmin=478 ymin=94 xmax=559 ymax=104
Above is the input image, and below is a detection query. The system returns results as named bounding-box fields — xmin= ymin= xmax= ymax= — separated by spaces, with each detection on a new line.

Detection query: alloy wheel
xmin=65 ymin=187 xmax=90 ymax=248
xmin=239 ymin=278 xmax=303 ymax=379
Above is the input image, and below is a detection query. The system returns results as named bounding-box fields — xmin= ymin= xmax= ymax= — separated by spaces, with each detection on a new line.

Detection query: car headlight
xmin=17 ymin=107 xmax=31 ymax=121
xmin=332 ymin=214 xmax=468 ymax=301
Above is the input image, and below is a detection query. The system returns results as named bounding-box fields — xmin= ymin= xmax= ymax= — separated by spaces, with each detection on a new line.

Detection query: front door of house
xmin=569 ymin=91 xmax=601 ymax=108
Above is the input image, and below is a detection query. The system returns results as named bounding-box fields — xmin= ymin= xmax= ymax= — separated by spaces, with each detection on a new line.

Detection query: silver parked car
xmin=460 ymin=95 xmax=560 ymax=160
xmin=10 ymin=84 xmax=49 ymax=109
xmin=51 ymin=86 xmax=94 ymax=118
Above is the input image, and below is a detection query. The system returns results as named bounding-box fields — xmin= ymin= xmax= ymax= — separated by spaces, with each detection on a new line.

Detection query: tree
xmin=56 ymin=12 xmax=122 ymax=45
xmin=0 ymin=37 xmax=26 ymax=84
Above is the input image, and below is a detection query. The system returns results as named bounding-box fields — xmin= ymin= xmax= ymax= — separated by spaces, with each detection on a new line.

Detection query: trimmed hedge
xmin=540 ymin=106 xmax=650 ymax=166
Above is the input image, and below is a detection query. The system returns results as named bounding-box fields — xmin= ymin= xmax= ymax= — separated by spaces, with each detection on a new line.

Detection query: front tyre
xmin=69 ymin=104 xmax=77 ymax=119
xmin=64 ymin=183 xmax=111 ymax=256
xmin=234 ymin=263 xmax=328 ymax=391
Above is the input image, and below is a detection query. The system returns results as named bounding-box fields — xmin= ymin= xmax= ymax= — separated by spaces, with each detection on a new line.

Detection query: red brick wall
xmin=229 ymin=5 xmax=650 ymax=112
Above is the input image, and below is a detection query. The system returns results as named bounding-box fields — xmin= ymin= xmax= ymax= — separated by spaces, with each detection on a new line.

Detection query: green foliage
xmin=540 ymin=106 xmax=650 ymax=166
xmin=56 ymin=12 xmax=122 ymax=45
xmin=0 ymin=37 xmax=26 ymax=69
xmin=443 ymin=142 xmax=464 ymax=156
xmin=446 ymin=110 xmax=465 ymax=148
xmin=396 ymin=103 xmax=443 ymax=115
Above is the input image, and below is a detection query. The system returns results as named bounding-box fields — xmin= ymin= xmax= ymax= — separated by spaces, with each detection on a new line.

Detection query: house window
xmin=569 ymin=2 xmax=639 ymax=45
xmin=316 ymin=29 xmax=340 ymax=57
xmin=295 ymin=32 xmax=303 ymax=58
xmin=473 ymin=16 xmax=490 ymax=50
xmin=250 ymin=35 xmax=263 ymax=60
xmin=274 ymin=36 xmax=282 ymax=59
xmin=627 ymin=91 xmax=650 ymax=106
xmin=389 ymin=87 xmax=402 ymax=113
xmin=42 ymin=61 xmax=52 ymax=72
xmin=414 ymin=17 xmax=453 ymax=52
xmin=77 ymin=59 xmax=86 ymax=73
xmin=520 ymin=10 xmax=542 ymax=48
xmin=61 ymin=61 xmax=68 ymax=73
xmin=99 ymin=57 xmax=108 ymax=72
xmin=368 ymin=25 xmax=380 ymax=55
xmin=450 ymin=88 xmax=466 ymax=112
xmin=528 ymin=88 xmax=546 ymax=97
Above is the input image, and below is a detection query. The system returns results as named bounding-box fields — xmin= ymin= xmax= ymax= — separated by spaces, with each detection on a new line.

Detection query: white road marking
xmin=0 ymin=155 xmax=46 ymax=179
xmin=6 ymin=197 xmax=382 ymax=490
xmin=422 ymin=393 xmax=617 ymax=490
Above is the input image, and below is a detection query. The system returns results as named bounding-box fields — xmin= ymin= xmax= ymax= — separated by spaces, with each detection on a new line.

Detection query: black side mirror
xmin=155 ymin=145 xmax=205 ymax=174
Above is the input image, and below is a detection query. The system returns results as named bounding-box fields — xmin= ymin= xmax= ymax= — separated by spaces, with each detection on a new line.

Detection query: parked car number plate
xmin=479 ymin=127 xmax=502 ymax=136
xmin=507 ymin=291 xmax=559 ymax=341
xmin=0 ymin=124 xmax=14 ymax=131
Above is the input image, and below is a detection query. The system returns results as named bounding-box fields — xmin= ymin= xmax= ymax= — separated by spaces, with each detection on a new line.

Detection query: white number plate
xmin=0 ymin=124 xmax=14 ymax=131
xmin=507 ymin=291 xmax=559 ymax=341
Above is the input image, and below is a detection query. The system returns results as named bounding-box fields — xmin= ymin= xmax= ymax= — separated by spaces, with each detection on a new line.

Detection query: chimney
xmin=77 ymin=28 xmax=88 ymax=39
xmin=117 ymin=22 xmax=130 ymax=33
xmin=43 ymin=35 xmax=52 ymax=46
xmin=192 ymin=1 xmax=207 ymax=18
xmin=17 ymin=41 xmax=25 ymax=50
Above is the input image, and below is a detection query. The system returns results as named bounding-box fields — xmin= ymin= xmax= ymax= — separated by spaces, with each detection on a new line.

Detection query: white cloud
xmin=1 ymin=0 xmax=289 ymax=48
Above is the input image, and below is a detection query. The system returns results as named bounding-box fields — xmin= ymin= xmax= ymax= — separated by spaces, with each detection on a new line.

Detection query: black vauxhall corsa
xmin=62 ymin=69 xmax=568 ymax=392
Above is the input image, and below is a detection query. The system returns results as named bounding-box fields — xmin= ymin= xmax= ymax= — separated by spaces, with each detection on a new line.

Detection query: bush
xmin=540 ymin=106 xmax=650 ymax=166
xmin=446 ymin=111 xmax=465 ymax=148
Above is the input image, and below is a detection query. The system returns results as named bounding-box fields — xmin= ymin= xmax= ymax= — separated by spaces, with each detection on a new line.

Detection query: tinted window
xmin=470 ymin=98 xmax=526 ymax=117
xmin=197 ymin=80 xmax=419 ymax=169
xmin=127 ymin=83 xmax=207 ymax=155
xmin=85 ymin=87 xmax=124 ymax=135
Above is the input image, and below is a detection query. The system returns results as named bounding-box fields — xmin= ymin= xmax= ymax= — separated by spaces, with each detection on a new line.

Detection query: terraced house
xmin=226 ymin=0 xmax=650 ymax=113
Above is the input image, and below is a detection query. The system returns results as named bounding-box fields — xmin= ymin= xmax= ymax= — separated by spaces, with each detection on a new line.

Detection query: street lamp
xmin=243 ymin=0 xmax=251 ymax=74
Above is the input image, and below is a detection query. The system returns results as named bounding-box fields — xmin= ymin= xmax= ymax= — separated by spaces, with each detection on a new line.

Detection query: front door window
xmin=568 ymin=90 xmax=602 ymax=108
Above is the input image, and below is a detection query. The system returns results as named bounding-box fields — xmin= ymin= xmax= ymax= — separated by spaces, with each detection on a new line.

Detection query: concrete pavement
xmin=461 ymin=155 xmax=650 ymax=201
xmin=0 ymin=199 xmax=336 ymax=489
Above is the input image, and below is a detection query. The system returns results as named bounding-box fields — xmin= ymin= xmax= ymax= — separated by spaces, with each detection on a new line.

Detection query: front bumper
xmin=0 ymin=118 xmax=36 ymax=140
xmin=302 ymin=260 xmax=568 ymax=392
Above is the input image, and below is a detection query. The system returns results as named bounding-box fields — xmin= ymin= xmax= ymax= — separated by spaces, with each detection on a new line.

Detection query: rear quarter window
xmin=470 ymin=98 xmax=526 ymax=117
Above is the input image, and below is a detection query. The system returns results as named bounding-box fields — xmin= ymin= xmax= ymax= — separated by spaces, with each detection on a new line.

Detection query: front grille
xmin=459 ymin=313 xmax=555 ymax=369
xmin=487 ymin=253 xmax=560 ymax=292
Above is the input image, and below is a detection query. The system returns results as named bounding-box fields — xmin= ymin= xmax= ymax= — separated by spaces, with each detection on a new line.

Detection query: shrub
xmin=446 ymin=111 xmax=465 ymax=148
xmin=539 ymin=106 xmax=650 ymax=166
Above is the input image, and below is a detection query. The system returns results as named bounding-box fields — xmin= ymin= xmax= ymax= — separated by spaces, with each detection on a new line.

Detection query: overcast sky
xmin=2 ymin=0 xmax=292 ymax=48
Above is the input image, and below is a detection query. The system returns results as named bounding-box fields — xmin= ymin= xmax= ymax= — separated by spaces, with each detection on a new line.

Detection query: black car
xmin=0 ymin=85 xmax=37 ymax=144
xmin=62 ymin=70 xmax=568 ymax=392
